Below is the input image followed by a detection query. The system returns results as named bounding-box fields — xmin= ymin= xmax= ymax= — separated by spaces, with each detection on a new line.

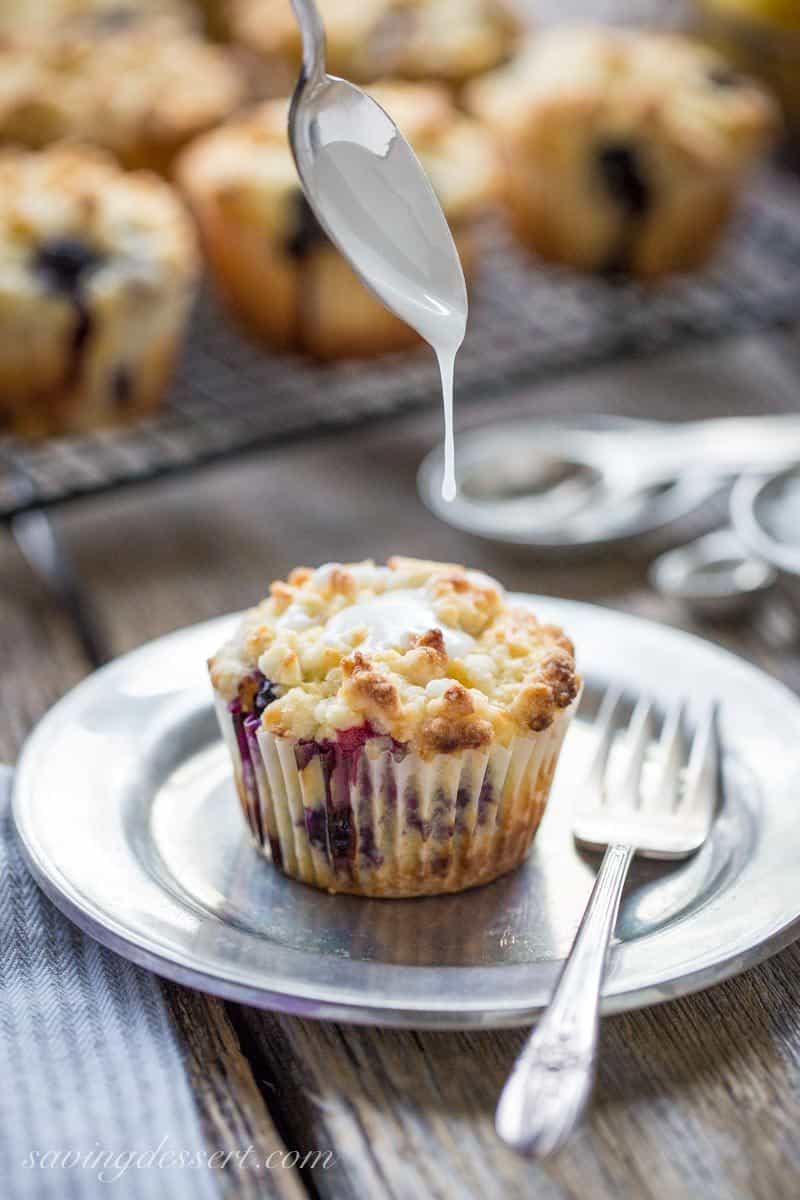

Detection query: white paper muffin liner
xmin=215 ymin=691 xmax=577 ymax=897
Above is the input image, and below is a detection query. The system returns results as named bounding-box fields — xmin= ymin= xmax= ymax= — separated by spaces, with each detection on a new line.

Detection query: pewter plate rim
xmin=13 ymin=599 xmax=800 ymax=1028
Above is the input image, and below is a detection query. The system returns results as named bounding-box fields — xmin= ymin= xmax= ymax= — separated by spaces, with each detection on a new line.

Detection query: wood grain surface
xmin=3 ymin=331 xmax=800 ymax=1199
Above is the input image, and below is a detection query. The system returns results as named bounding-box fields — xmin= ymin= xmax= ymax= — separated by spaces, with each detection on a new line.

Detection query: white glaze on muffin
xmin=209 ymin=557 xmax=579 ymax=758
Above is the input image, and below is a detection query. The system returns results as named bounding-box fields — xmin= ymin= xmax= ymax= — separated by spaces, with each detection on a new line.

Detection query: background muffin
xmin=0 ymin=0 xmax=199 ymax=39
xmin=467 ymin=27 xmax=778 ymax=279
xmin=229 ymin=0 xmax=520 ymax=95
xmin=209 ymin=558 xmax=579 ymax=897
xmin=0 ymin=22 xmax=245 ymax=171
xmin=697 ymin=0 xmax=800 ymax=134
xmin=0 ymin=145 xmax=198 ymax=436
xmin=177 ymin=83 xmax=501 ymax=358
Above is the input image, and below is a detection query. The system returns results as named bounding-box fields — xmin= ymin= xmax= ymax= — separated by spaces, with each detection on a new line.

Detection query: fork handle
xmin=496 ymin=842 xmax=634 ymax=1158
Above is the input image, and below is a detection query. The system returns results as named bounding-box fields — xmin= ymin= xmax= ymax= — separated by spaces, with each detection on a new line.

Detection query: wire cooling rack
xmin=2 ymin=193 xmax=800 ymax=521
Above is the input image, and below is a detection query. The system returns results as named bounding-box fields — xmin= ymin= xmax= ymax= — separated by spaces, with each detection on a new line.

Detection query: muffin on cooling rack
xmin=209 ymin=557 xmax=580 ymax=897
xmin=0 ymin=22 xmax=245 ymax=172
xmin=0 ymin=145 xmax=198 ymax=437
xmin=0 ymin=0 xmax=198 ymax=38
xmin=229 ymin=0 xmax=520 ymax=94
xmin=176 ymin=84 xmax=500 ymax=357
xmin=467 ymin=27 xmax=778 ymax=279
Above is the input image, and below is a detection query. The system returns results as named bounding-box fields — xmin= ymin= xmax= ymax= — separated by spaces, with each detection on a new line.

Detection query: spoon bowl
xmin=649 ymin=529 xmax=777 ymax=619
xmin=287 ymin=1 xmax=467 ymax=346
xmin=288 ymin=0 xmax=467 ymax=500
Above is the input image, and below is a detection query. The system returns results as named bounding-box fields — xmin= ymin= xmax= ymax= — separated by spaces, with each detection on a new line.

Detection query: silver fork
xmin=496 ymin=688 xmax=720 ymax=1158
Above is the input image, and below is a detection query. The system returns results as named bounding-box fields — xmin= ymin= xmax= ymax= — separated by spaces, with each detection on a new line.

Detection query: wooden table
xmin=4 ymin=329 xmax=800 ymax=1200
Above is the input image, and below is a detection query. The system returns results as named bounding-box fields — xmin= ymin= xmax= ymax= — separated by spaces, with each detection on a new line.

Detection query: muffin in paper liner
xmin=214 ymin=693 xmax=576 ymax=897
xmin=466 ymin=27 xmax=778 ymax=280
xmin=0 ymin=144 xmax=199 ymax=436
xmin=210 ymin=558 xmax=580 ymax=898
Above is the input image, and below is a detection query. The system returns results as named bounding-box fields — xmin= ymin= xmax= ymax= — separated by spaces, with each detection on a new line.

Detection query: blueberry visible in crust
xmin=35 ymin=238 xmax=105 ymax=386
xmin=596 ymin=142 xmax=651 ymax=218
xmin=254 ymin=674 xmax=278 ymax=715
xmin=35 ymin=237 xmax=104 ymax=295
xmin=69 ymin=304 xmax=93 ymax=380
xmin=304 ymin=807 xmax=327 ymax=851
xmin=476 ymin=777 xmax=495 ymax=827
xmin=595 ymin=141 xmax=652 ymax=275
xmin=285 ymin=191 xmax=327 ymax=260
xmin=708 ymin=66 xmax=743 ymax=89
xmin=327 ymin=804 xmax=355 ymax=863
xmin=111 ymin=365 xmax=133 ymax=409
xmin=93 ymin=6 xmax=139 ymax=32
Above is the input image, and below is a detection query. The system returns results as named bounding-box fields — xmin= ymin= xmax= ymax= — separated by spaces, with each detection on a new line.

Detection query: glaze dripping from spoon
xmin=288 ymin=0 xmax=467 ymax=502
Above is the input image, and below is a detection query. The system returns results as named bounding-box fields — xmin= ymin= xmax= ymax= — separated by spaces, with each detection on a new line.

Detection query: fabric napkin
xmin=0 ymin=767 xmax=220 ymax=1200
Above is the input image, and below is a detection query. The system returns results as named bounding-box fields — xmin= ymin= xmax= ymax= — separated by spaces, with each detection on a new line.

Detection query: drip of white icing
xmin=323 ymin=588 xmax=474 ymax=659
xmin=308 ymin=122 xmax=467 ymax=504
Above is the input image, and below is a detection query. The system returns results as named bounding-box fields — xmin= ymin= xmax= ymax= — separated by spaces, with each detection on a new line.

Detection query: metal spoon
xmin=649 ymin=528 xmax=777 ymax=619
xmin=288 ymin=0 xmax=467 ymax=498
xmin=287 ymin=0 xmax=467 ymax=349
xmin=650 ymin=464 xmax=800 ymax=629
xmin=418 ymin=415 xmax=800 ymax=551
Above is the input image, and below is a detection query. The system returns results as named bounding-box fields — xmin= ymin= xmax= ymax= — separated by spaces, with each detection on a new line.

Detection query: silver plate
xmin=13 ymin=599 xmax=800 ymax=1028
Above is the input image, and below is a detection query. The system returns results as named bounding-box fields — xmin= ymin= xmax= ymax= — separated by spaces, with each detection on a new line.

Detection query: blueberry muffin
xmin=0 ymin=0 xmax=198 ymax=39
xmin=467 ymin=27 xmax=778 ymax=279
xmin=209 ymin=557 xmax=579 ymax=897
xmin=177 ymin=83 xmax=501 ymax=358
xmin=0 ymin=23 xmax=245 ymax=172
xmin=229 ymin=0 xmax=520 ymax=95
xmin=0 ymin=145 xmax=198 ymax=437
xmin=698 ymin=0 xmax=800 ymax=134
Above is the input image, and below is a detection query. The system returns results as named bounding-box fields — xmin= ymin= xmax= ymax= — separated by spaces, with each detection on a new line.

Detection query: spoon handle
xmin=290 ymin=0 xmax=326 ymax=84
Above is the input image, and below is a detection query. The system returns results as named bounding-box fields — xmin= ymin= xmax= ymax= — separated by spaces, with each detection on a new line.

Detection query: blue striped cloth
xmin=0 ymin=767 xmax=220 ymax=1200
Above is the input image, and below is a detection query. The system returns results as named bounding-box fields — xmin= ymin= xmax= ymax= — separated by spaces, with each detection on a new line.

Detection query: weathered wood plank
xmin=232 ymin=945 xmax=800 ymax=1200
xmin=1 ymin=536 xmax=87 ymax=763
xmin=165 ymin=986 xmax=308 ymax=1200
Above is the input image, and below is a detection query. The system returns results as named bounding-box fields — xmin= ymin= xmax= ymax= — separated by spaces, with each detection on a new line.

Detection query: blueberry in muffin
xmin=467 ymin=27 xmax=778 ymax=279
xmin=0 ymin=22 xmax=245 ymax=172
xmin=176 ymin=83 xmax=501 ymax=358
xmin=229 ymin=0 xmax=520 ymax=96
xmin=0 ymin=145 xmax=198 ymax=436
xmin=209 ymin=558 xmax=580 ymax=897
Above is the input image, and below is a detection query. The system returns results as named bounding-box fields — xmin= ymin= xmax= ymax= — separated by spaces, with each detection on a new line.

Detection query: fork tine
xmin=585 ymin=686 xmax=623 ymax=791
xmin=614 ymin=697 xmax=655 ymax=808
xmin=646 ymin=701 xmax=687 ymax=811
xmin=682 ymin=701 xmax=720 ymax=823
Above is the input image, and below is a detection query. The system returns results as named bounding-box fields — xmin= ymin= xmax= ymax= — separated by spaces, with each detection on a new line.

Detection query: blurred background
xmin=1 ymin=0 xmax=800 ymax=713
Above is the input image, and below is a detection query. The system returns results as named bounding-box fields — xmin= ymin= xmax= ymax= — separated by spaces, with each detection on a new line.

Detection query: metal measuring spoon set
xmin=417 ymin=415 xmax=800 ymax=624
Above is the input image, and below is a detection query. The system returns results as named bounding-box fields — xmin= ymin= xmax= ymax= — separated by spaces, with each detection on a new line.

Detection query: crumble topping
xmin=0 ymin=23 xmax=244 ymax=164
xmin=209 ymin=558 xmax=579 ymax=756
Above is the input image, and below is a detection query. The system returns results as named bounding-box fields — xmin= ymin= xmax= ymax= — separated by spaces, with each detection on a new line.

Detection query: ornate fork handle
xmin=496 ymin=843 xmax=635 ymax=1157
